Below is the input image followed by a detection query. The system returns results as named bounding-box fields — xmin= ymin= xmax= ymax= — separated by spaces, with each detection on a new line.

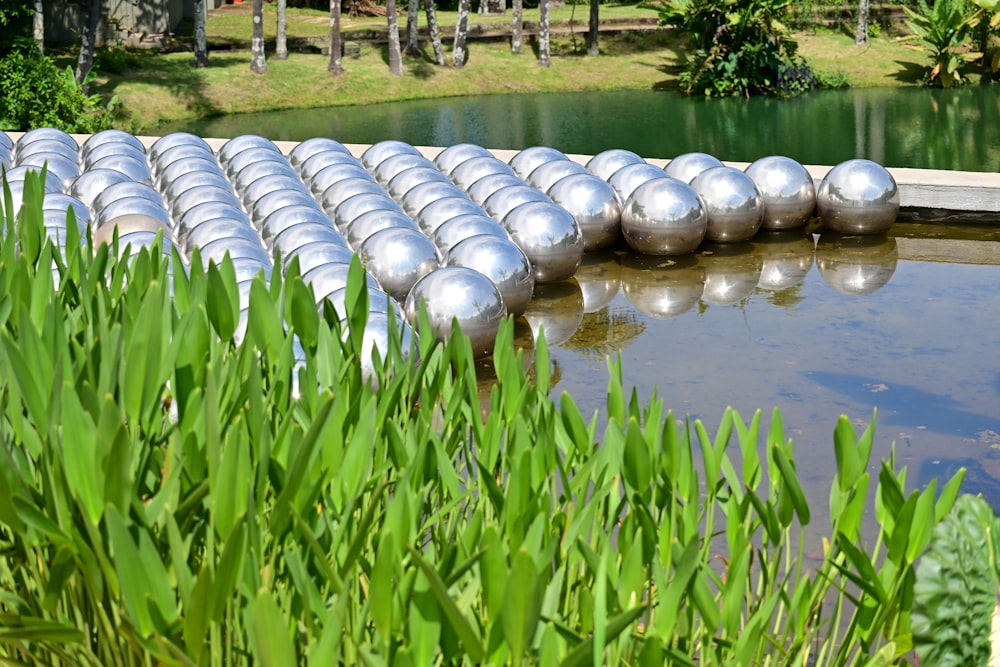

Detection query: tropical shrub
xmin=659 ymin=0 xmax=817 ymax=96
xmin=903 ymin=0 xmax=981 ymax=87
xmin=0 ymin=171 xmax=984 ymax=665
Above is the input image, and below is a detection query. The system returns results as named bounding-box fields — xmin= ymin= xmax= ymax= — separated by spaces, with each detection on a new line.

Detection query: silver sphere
xmin=17 ymin=154 xmax=79 ymax=188
xmin=664 ymin=152 xmax=725 ymax=183
xmin=16 ymin=139 xmax=78 ymax=163
xmin=755 ymin=230 xmax=816 ymax=291
xmin=450 ymin=156 xmax=517 ymax=191
xmin=233 ymin=159 xmax=298 ymax=194
xmin=607 ymin=162 xmax=670 ymax=203
xmin=312 ymin=164 xmax=375 ymax=197
xmin=447 ymin=234 xmax=534 ymax=317
xmin=345 ymin=208 xmax=420 ymax=249
xmin=527 ymin=160 xmax=589 ymax=193
xmin=185 ymin=219 xmax=263 ymax=255
xmin=81 ymin=129 xmax=145 ymax=159
xmin=690 ymin=166 xmax=764 ymax=243
xmin=323 ymin=285 xmax=401 ymax=319
xmin=261 ymin=205 xmax=334 ymax=248
xmin=289 ymin=138 xmax=352 ymax=170
xmin=466 ymin=173 xmax=526 ymax=205
xmin=94 ymin=181 xmax=164 ymax=214
xmin=165 ymin=170 xmax=234 ymax=202
xmin=149 ymin=133 xmax=212 ymax=163
xmin=400 ymin=180 xmax=467 ymax=217
xmin=158 ymin=156 xmax=221 ymax=189
xmin=337 ymin=311 xmax=415 ymax=387
xmin=272 ymin=223 xmax=347 ymax=260
xmin=586 ymin=149 xmax=645 ymax=181
xmin=321 ymin=177 xmax=388 ymax=215
xmin=386 ymin=166 xmax=451 ymax=200
xmin=171 ymin=185 xmax=242 ymax=223
xmin=434 ymin=144 xmax=493 ymax=176
xmin=502 ymin=201 xmax=584 ymax=283
xmin=225 ymin=149 xmax=286 ymax=181
xmin=547 ymin=173 xmax=621 ymax=251
xmin=621 ymin=178 xmax=707 ymax=256
xmin=152 ymin=143 xmax=215 ymax=177
xmin=619 ymin=254 xmax=705 ymax=319
xmin=415 ymin=196 xmax=488 ymax=234
xmin=816 ymin=159 xmax=899 ymax=235
xmin=299 ymin=150 xmax=364 ymax=183
xmin=17 ymin=128 xmax=77 ymax=154
xmin=404 ymin=266 xmax=507 ymax=359
xmin=284 ymin=241 xmax=356 ymax=275
xmin=179 ymin=202 xmax=250 ymax=242
xmin=70 ymin=168 xmax=132 ymax=208
xmin=42 ymin=193 xmax=91 ymax=226
xmin=218 ymin=135 xmax=281 ymax=165
xmin=241 ymin=174 xmax=305 ymax=210
xmin=744 ymin=156 xmax=816 ymax=230
xmin=432 ymin=214 xmax=506 ymax=256
xmin=483 ymin=185 xmax=551 ymax=222
xmin=333 ymin=193 xmax=403 ymax=230
xmin=250 ymin=190 xmax=321 ymax=229
xmin=358 ymin=227 xmax=439 ymax=301
xmin=82 ymin=142 xmax=147 ymax=170
xmin=361 ymin=140 xmax=421 ymax=170
xmin=509 ymin=146 xmax=568 ymax=179
xmin=372 ymin=153 xmax=436 ymax=185
xmin=0 ymin=131 xmax=14 ymax=152
xmin=304 ymin=262 xmax=379 ymax=302
xmin=816 ymin=233 xmax=897 ymax=295
xmin=97 ymin=197 xmax=172 ymax=230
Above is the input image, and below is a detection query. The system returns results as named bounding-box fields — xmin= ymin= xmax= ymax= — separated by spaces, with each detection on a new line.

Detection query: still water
xmin=161 ymin=87 xmax=1000 ymax=509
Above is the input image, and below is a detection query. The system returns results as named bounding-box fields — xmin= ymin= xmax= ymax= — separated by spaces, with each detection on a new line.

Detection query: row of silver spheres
xmin=0 ymin=127 xmax=901 ymax=368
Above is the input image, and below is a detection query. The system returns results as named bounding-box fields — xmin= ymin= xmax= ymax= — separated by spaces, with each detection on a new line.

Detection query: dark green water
xmin=160 ymin=86 xmax=1000 ymax=171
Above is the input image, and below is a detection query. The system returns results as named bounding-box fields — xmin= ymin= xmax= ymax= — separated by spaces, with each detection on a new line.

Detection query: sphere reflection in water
xmin=574 ymin=251 xmax=622 ymax=313
xmin=815 ymin=233 xmax=898 ymax=295
xmin=521 ymin=279 xmax=585 ymax=346
xmin=619 ymin=254 xmax=705 ymax=319
xmin=405 ymin=266 xmax=507 ymax=358
xmin=744 ymin=155 xmax=816 ymax=230
xmin=690 ymin=166 xmax=764 ymax=243
xmin=621 ymin=178 xmax=707 ymax=256
xmin=697 ymin=243 xmax=763 ymax=306
xmin=816 ymin=159 xmax=899 ymax=235
xmin=754 ymin=230 xmax=816 ymax=291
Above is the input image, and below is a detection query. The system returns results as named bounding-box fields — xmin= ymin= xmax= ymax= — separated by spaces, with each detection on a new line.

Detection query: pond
xmin=160 ymin=86 xmax=1000 ymax=512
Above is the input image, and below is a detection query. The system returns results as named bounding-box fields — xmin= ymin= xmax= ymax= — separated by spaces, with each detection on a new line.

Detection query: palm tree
xmin=387 ymin=0 xmax=403 ymax=75
xmin=75 ymin=0 xmax=101 ymax=91
xmin=424 ymin=0 xmax=444 ymax=65
xmin=537 ymin=0 xmax=551 ymax=67
xmin=856 ymin=0 xmax=870 ymax=44
xmin=329 ymin=0 xmax=345 ymax=75
xmin=194 ymin=0 xmax=209 ymax=67
xmin=276 ymin=0 xmax=288 ymax=59
xmin=453 ymin=0 xmax=471 ymax=67
xmin=251 ymin=0 xmax=267 ymax=73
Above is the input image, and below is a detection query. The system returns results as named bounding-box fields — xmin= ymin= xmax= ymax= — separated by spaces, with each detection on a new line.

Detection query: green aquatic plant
xmin=0 ymin=170 xmax=974 ymax=665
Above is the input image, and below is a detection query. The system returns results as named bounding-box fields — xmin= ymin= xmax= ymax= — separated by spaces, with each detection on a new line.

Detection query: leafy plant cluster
xmin=659 ymin=0 xmax=818 ymax=97
xmin=0 ymin=172 xmax=994 ymax=665
xmin=0 ymin=43 xmax=119 ymax=133
xmin=904 ymin=0 xmax=1000 ymax=87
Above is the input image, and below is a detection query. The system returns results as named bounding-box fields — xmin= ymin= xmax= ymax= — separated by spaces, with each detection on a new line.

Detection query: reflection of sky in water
xmin=543 ymin=237 xmax=1000 ymax=515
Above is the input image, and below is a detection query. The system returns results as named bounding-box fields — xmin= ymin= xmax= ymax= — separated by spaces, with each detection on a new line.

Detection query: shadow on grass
xmin=892 ymin=59 xmax=928 ymax=84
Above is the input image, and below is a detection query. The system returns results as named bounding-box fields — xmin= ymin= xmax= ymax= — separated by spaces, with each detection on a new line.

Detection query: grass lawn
xmin=90 ymin=2 xmax=928 ymax=132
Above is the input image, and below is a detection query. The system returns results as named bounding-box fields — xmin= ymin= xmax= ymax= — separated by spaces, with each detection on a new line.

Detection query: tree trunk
xmin=386 ymin=0 xmax=403 ymax=75
xmin=587 ymin=0 xmax=599 ymax=56
xmin=855 ymin=0 xmax=869 ymax=45
xmin=405 ymin=0 xmax=420 ymax=56
xmin=329 ymin=0 xmax=344 ymax=75
xmin=33 ymin=0 xmax=44 ymax=53
xmin=276 ymin=0 xmax=288 ymax=59
xmin=251 ymin=0 xmax=267 ymax=73
xmin=194 ymin=0 xmax=209 ymax=67
xmin=478 ymin=0 xmax=503 ymax=16
xmin=537 ymin=0 xmax=551 ymax=67
xmin=511 ymin=0 xmax=523 ymax=54
xmin=424 ymin=0 xmax=444 ymax=65
xmin=453 ymin=0 xmax=470 ymax=67
xmin=75 ymin=0 xmax=101 ymax=91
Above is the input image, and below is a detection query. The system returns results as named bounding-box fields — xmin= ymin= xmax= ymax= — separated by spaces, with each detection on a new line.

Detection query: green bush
xmin=0 ymin=47 xmax=118 ymax=132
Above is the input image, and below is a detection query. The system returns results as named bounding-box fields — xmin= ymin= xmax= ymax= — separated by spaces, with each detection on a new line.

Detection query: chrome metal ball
xmin=337 ymin=311 xmax=415 ymax=385
xmin=1 ymin=166 xmax=62 ymax=193
xmin=0 ymin=131 xmax=14 ymax=151
xmin=361 ymin=140 xmax=421 ymax=170
xmin=289 ymin=137 xmax=352 ymax=170
xmin=273 ymin=223 xmax=349 ymax=260
xmin=42 ymin=193 xmax=91 ymax=225
xmin=483 ymin=185 xmax=550 ymax=222
xmin=664 ymin=152 xmax=725 ymax=183
xmin=17 ymin=154 xmax=79 ymax=188
xmin=816 ymin=159 xmax=899 ymax=235
xmin=619 ymin=254 xmax=705 ymax=319
xmin=372 ymin=152 xmax=436 ymax=185
xmin=158 ymin=155 xmax=221 ymax=190
xmin=815 ymin=233 xmax=897 ymax=295
xmin=178 ymin=202 xmax=251 ymax=242
xmin=359 ymin=227 xmax=439 ymax=301
xmin=149 ymin=133 xmax=212 ymax=163
xmin=345 ymin=208 xmax=420 ymax=249
xmin=152 ymin=143 xmax=216 ymax=179
xmin=312 ymin=164 xmax=374 ymax=197
xmin=233 ymin=159 xmax=299 ymax=193
xmin=333 ymin=192 xmax=404 ymax=229
xmin=298 ymin=150 xmax=363 ymax=183
xmin=607 ymin=162 xmax=670 ymax=203
xmin=93 ymin=181 xmax=164 ymax=213
xmin=185 ymin=218 xmax=263 ymax=255
xmin=509 ymin=146 xmax=568 ymax=179
xmin=283 ymin=241 xmax=356 ymax=275
xmin=15 ymin=139 xmax=78 ymax=163
xmin=547 ymin=173 xmax=621 ymax=251
xmin=241 ymin=174 xmax=306 ymax=210
xmin=415 ymin=196 xmax=487 ymax=234
xmin=689 ymin=166 xmax=764 ymax=243
xmin=400 ymin=180 xmax=467 ymax=217
xmin=261 ymin=205 xmax=335 ymax=248
xmin=198 ymin=236 xmax=271 ymax=266
xmin=224 ymin=148 xmax=286 ymax=181
xmin=304 ymin=262 xmax=378 ymax=302
xmin=97 ymin=197 xmax=172 ymax=230
xmin=526 ymin=159 xmax=588 ymax=193
xmin=450 ymin=156 xmax=516 ymax=191
xmin=744 ymin=155 xmax=816 ymax=230
xmin=447 ymin=234 xmax=534 ymax=317
xmin=323 ymin=285 xmax=401 ymax=319
xmin=92 ymin=214 xmax=173 ymax=248
xmin=386 ymin=166 xmax=451 ymax=200
xmin=250 ymin=190 xmax=321 ymax=229
xmin=434 ymin=144 xmax=493 ymax=176
xmin=218 ymin=135 xmax=281 ymax=165
xmin=586 ymin=149 xmax=645 ymax=181
xmin=81 ymin=130 xmax=145 ymax=161
xmin=404 ymin=266 xmax=507 ymax=359
xmin=165 ymin=171 xmax=236 ymax=203
xmin=81 ymin=142 xmax=147 ymax=170
xmin=171 ymin=185 xmax=243 ymax=223
xmin=70 ymin=168 xmax=132 ymax=208
xmin=502 ymin=201 xmax=584 ymax=283
xmin=322 ymin=178 xmax=391 ymax=217
xmin=621 ymin=178 xmax=707 ymax=256
xmin=465 ymin=173 xmax=525 ymax=205
xmin=431 ymin=214 xmax=506 ymax=256
xmin=17 ymin=128 xmax=77 ymax=154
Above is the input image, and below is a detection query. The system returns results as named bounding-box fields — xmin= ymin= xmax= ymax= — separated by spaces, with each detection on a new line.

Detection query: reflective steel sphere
xmin=92 ymin=214 xmax=173 ymax=248
xmin=70 ymin=168 xmax=132 ymax=208
xmin=178 ymin=202 xmax=251 ymax=242
xmin=359 ymin=227 xmax=439 ymax=301
xmin=152 ymin=144 xmax=216 ymax=180
xmin=312 ymin=164 xmax=374 ymax=197
xmin=607 ymin=162 xmax=670 ymax=203
xmin=815 ymin=233 xmax=897 ymax=295
xmin=361 ymin=140 xmax=421 ymax=170
xmin=434 ymin=143 xmax=493 ymax=175
xmin=509 ymin=146 xmax=568 ymax=179
xmin=547 ymin=173 xmax=621 ymax=251
xmin=337 ymin=311 xmax=415 ymax=385
xmin=304 ymin=262 xmax=379 ymax=301
xmin=165 ymin=170 xmax=234 ymax=202
xmin=17 ymin=128 xmax=77 ymax=154
xmin=465 ymin=173 xmax=526 ymax=205
xmin=249 ymin=190 xmax=320 ymax=229
xmin=0 ymin=131 xmax=14 ymax=152
xmin=502 ymin=201 xmax=584 ymax=283
xmin=586 ymin=149 xmax=645 ymax=181
xmin=97 ymin=197 xmax=172 ymax=230
xmin=621 ymin=178 xmax=707 ymax=255
xmin=664 ymin=152 xmax=725 ymax=183
xmin=483 ymin=185 xmax=550 ymax=222
xmin=415 ymin=196 xmax=487 ymax=234
xmin=333 ymin=192 xmax=404 ymax=229
xmin=17 ymin=154 xmax=79 ymax=188
xmin=744 ymin=156 xmax=816 ymax=230
xmin=198 ymin=237 xmax=271 ymax=265
xmin=386 ymin=166 xmax=451 ymax=200
xmin=298 ymin=150 xmax=363 ymax=183
xmin=272 ymin=223 xmax=348 ymax=260
xmin=816 ymin=159 xmax=899 ymax=234
xmin=81 ymin=130 xmax=145 ymax=161
xmin=42 ymin=193 xmax=91 ymax=226
xmin=450 ymin=156 xmax=516 ymax=191
xmin=16 ymin=140 xmax=78 ymax=163
xmin=345 ymin=208 xmax=420 ymax=249
xmin=283 ymin=241 xmax=356 ymax=275
xmin=233 ymin=159 xmax=299 ymax=193
xmin=400 ymin=180 xmax=467 ymax=217
xmin=94 ymin=181 xmax=164 ymax=213
xmin=404 ymin=266 xmax=507 ymax=359
xmin=261 ymin=205 xmax=334 ymax=248
xmin=241 ymin=174 xmax=305 ymax=210
xmin=158 ymin=156 xmax=221 ymax=189
xmin=149 ymin=133 xmax=212 ymax=163
xmin=323 ymin=285 xmax=401 ymax=319
xmin=690 ymin=166 xmax=764 ymax=243
xmin=372 ymin=153 xmax=436 ymax=185
xmin=289 ymin=137 xmax=352 ymax=170
xmin=185 ymin=218 xmax=263 ymax=255
xmin=81 ymin=142 xmax=146 ymax=170
xmin=171 ymin=185 xmax=243 ymax=223
xmin=431 ymin=214 xmax=506 ymax=256
xmin=447 ymin=234 xmax=534 ymax=317
xmin=225 ymin=149 xmax=286 ymax=181
xmin=527 ymin=159 xmax=588 ymax=193
xmin=218 ymin=135 xmax=281 ymax=165
xmin=321 ymin=177 xmax=387 ymax=214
